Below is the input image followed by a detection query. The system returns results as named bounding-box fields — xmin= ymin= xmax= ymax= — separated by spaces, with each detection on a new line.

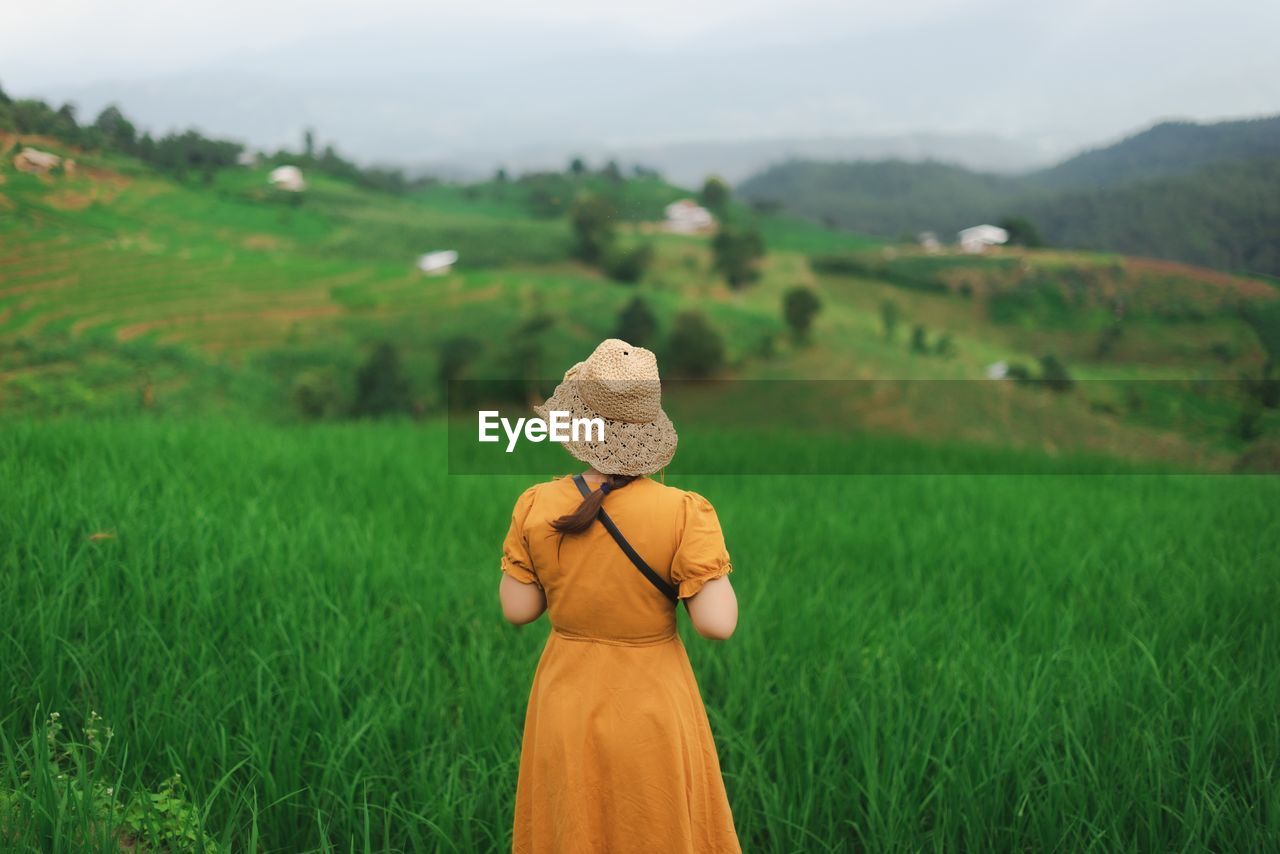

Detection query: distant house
xmin=663 ymin=199 xmax=715 ymax=234
xmin=13 ymin=147 xmax=62 ymax=174
xmin=917 ymin=231 xmax=942 ymax=253
xmin=417 ymin=250 xmax=458 ymax=276
xmin=985 ymin=360 xmax=1010 ymax=380
xmin=269 ymin=165 xmax=306 ymax=192
xmin=237 ymin=150 xmax=259 ymax=168
xmin=957 ymin=224 xmax=1009 ymax=254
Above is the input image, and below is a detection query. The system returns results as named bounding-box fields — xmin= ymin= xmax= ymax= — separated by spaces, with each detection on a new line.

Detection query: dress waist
xmin=551 ymin=627 xmax=678 ymax=647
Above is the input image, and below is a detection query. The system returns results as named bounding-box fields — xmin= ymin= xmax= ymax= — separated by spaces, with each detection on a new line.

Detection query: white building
xmin=269 ymin=165 xmax=306 ymax=192
xmin=917 ymin=231 xmax=942 ymax=253
xmin=663 ymin=199 xmax=715 ymax=234
xmin=957 ymin=224 xmax=1009 ymax=254
xmin=417 ymin=250 xmax=458 ymax=276
xmin=237 ymin=150 xmax=260 ymax=167
xmin=985 ymin=361 xmax=1010 ymax=380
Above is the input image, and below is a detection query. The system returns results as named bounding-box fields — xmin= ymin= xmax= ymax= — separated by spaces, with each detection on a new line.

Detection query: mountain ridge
xmin=738 ymin=114 xmax=1280 ymax=276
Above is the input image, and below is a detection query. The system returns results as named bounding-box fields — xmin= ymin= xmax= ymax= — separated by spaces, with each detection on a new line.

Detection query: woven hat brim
xmin=534 ymin=369 xmax=677 ymax=476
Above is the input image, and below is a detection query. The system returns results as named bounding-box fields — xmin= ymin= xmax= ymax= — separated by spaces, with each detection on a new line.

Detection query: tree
xmin=569 ymin=156 xmax=587 ymax=176
xmin=352 ymin=342 xmax=413 ymax=417
xmin=1239 ymin=300 xmax=1280 ymax=410
xmin=602 ymin=160 xmax=623 ymax=184
xmin=291 ymin=368 xmax=346 ymax=419
xmin=304 ymin=128 xmax=316 ymax=160
xmin=569 ymin=193 xmax=618 ymax=265
xmin=783 ymin=287 xmax=822 ymax=343
xmin=603 ymin=243 xmax=654 ymax=284
xmin=933 ymin=333 xmax=955 ymax=357
xmin=499 ymin=305 xmax=557 ymax=404
xmin=880 ymin=300 xmax=901 ymax=341
xmin=1038 ymin=354 xmax=1074 ymax=392
xmin=712 ymin=226 xmax=765 ymax=289
xmin=615 ymin=296 xmax=658 ymax=346
xmin=699 ymin=176 xmax=730 ymax=214
xmin=999 ymin=215 xmax=1044 ymax=248
xmin=910 ymin=324 xmax=929 ymax=354
xmin=664 ymin=312 xmax=726 ymax=378
xmin=438 ymin=336 xmax=483 ymax=386
xmin=93 ymin=105 xmax=136 ymax=150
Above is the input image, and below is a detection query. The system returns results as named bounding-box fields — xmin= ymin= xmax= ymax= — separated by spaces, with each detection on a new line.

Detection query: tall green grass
xmin=2 ymin=419 xmax=1278 ymax=851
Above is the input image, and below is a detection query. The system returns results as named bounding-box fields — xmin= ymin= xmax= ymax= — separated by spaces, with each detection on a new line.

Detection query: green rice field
xmin=2 ymin=418 xmax=1277 ymax=851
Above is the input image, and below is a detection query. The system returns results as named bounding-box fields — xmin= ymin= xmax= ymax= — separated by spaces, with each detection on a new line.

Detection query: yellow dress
xmin=502 ymin=475 xmax=740 ymax=854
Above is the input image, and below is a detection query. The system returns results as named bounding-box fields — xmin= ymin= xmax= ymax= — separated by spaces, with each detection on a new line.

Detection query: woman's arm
xmin=685 ymin=576 xmax=738 ymax=640
xmin=499 ymin=574 xmax=547 ymax=625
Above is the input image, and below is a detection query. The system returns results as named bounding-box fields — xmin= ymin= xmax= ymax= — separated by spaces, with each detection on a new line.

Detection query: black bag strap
xmin=573 ymin=474 xmax=680 ymax=604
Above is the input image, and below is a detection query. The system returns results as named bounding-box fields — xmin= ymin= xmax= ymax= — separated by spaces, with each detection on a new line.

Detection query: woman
xmin=499 ymin=338 xmax=741 ymax=854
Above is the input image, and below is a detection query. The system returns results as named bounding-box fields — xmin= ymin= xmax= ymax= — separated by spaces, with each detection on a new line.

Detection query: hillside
xmin=1 ymin=131 xmax=1278 ymax=471
xmin=1031 ymin=115 xmax=1280 ymax=189
xmin=738 ymin=115 xmax=1280 ymax=277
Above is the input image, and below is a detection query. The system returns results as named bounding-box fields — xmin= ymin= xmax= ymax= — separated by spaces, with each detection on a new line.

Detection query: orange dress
xmin=502 ymin=475 xmax=740 ymax=854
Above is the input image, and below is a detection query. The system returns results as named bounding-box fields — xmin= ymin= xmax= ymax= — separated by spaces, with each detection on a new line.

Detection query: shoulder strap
xmin=573 ymin=474 xmax=680 ymax=604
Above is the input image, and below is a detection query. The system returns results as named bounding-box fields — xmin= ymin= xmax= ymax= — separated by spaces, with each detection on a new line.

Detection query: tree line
xmin=0 ymin=83 xmax=415 ymax=193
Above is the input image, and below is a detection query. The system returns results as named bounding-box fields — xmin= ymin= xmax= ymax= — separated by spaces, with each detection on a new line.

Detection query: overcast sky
xmin=4 ymin=0 xmax=969 ymax=80
xmin=3 ymin=0 xmax=1278 ymax=172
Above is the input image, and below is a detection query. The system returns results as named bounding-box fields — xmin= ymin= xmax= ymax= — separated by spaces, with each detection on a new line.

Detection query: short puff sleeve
xmin=671 ymin=491 xmax=733 ymax=599
xmin=501 ymin=486 xmax=539 ymax=586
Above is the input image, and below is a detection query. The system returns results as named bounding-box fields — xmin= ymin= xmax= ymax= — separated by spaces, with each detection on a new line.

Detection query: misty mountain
xmin=737 ymin=115 xmax=1280 ymax=276
xmin=1032 ymin=116 xmax=1280 ymax=189
xmin=445 ymin=133 xmax=1053 ymax=187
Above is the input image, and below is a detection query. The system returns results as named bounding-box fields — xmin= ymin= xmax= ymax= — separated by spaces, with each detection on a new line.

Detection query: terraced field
xmin=1 ymin=134 xmax=1277 ymax=466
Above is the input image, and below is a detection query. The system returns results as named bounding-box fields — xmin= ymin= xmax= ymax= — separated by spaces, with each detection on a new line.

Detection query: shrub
xmin=910 ymin=325 xmax=929 ymax=354
xmin=1006 ymin=362 xmax=1034 ymax=382
xmin=437 ymin=335 xmax=484 ymax=403
xmin=783 ymin=286 xmax=822 ymax=343
xmin=998 ymin=215 xmax=1045 ymax=248
xmin=664 ymin=311 xmax=725 ymax=378
xmin=1094 ymin=322 xmax=1124 ymax=358
xmin=1241 ymin=360 xmax=1280 ymax=410
xmin=0 ymin=711 xmax=223 ymax=852
xmin=352 ymin=342 xmax=413 ymax=417
xmin=712 ymin=227 xmax=765 ymax=289
xmin=699 ymin=176 xmax=731 ymax=214
xmin=569 ymin=193 xmax=618 ymax=264
xmin=880 ymin=300 xmax=901 ymax=341
xmin=603 ymin=243 xmax=654 ymax=284
xmin=615 ymin=296 xmax=659 ymax=347
xmin=1038 ymin=354 xmax=1074 ymax=392
xmin=933 ymin=333 xmax=956 ymax=358
xmin=1233 ymin=436 xmax=1280 ymax=471
xmin=291 ymin=367 xmax=346 ymax=419
xmin=1235 ymin=401 xmax=1264 ymax=442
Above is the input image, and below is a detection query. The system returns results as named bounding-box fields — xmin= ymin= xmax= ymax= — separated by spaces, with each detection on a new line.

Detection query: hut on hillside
xmin=269 ymin=165 xmax=306 ymax=192
xmin=663 ymin=199 xmax=715 ymax=234
xmin=917 ymin=231 xmax=942 ymax=253
xmin=957 ymin=224 xmax=1009 ymax=254
xmin=13 ymin=147 xmax=62 ymax=174
xmin=417 ymin=250 xmax=458 ymax=276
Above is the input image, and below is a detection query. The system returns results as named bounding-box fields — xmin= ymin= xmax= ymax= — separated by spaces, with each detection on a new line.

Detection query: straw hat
xmin=534 ymin=338 xmax=678 ymax=476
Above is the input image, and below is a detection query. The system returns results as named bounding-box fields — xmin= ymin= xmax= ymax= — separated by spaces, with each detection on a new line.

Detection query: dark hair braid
xmin=551 ymin=473 xmax=638 ymax=534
